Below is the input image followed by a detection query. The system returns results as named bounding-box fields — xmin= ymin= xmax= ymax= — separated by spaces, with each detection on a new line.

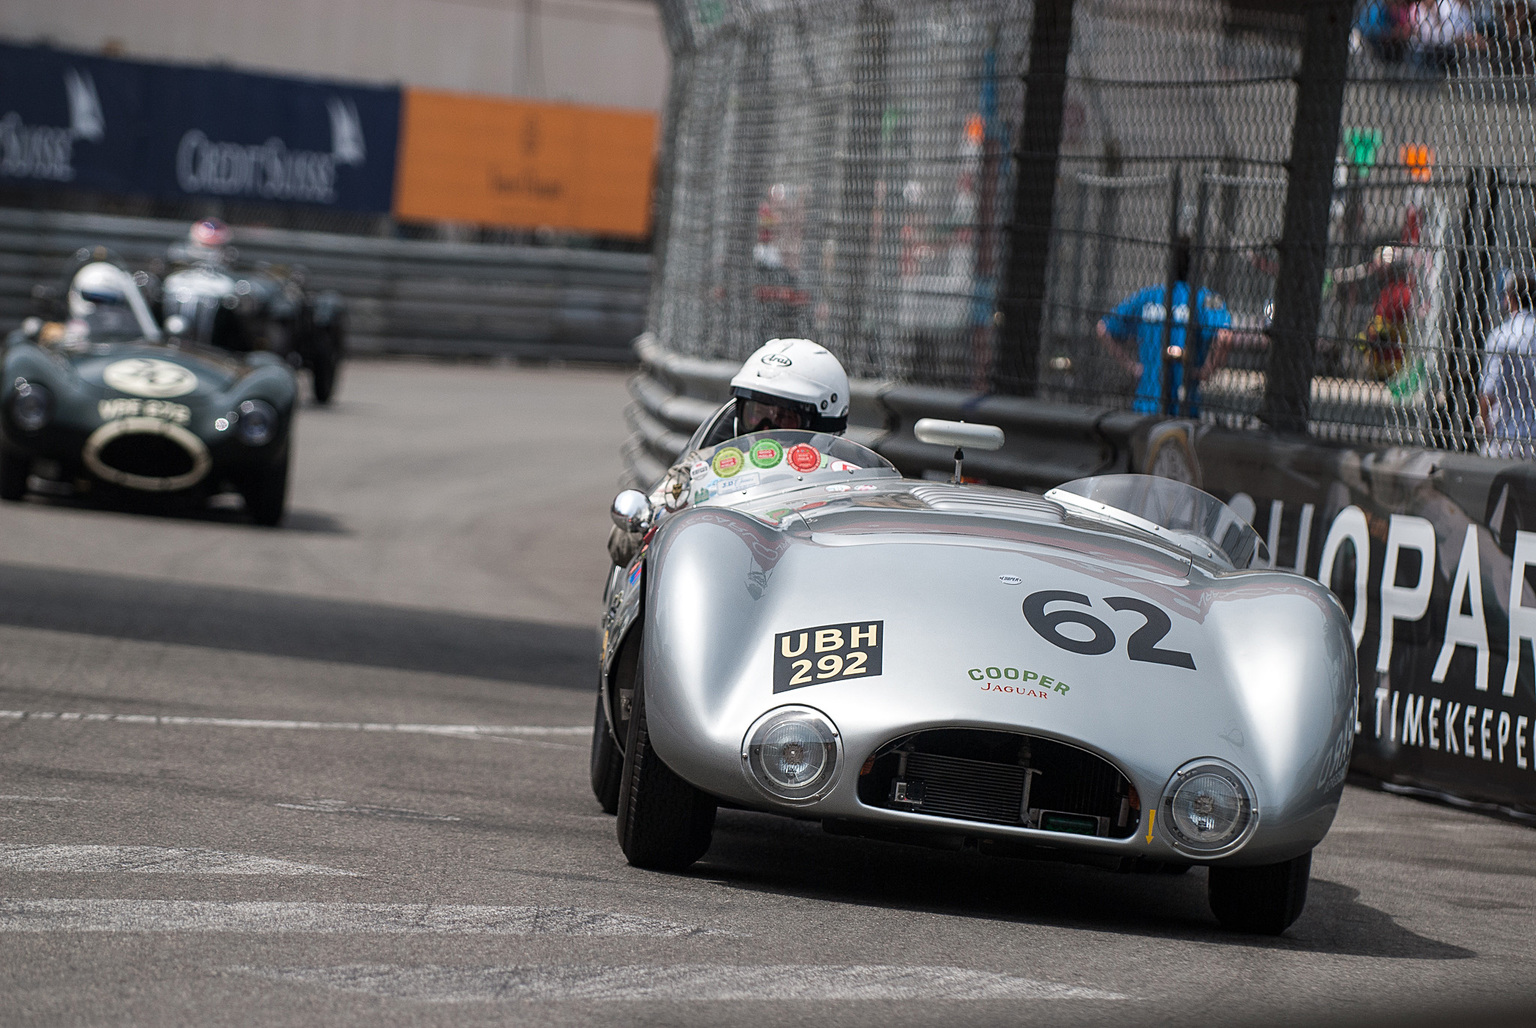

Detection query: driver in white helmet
xmin=691 ymin=337 xmax=850 ymax=448
xmin=66 ymin=261 xmax=154 ymax=343
xmin=608 ymin=338 xmax=850 ymax=564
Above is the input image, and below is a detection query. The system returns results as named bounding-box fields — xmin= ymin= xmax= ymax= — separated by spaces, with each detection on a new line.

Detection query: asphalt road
xmin=2 ymin=360 xmax=1534 ymax=1028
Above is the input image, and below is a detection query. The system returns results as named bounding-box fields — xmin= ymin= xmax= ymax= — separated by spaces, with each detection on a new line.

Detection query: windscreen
xmin=687 ymin=429 xmax=897 ymax=506
xmin=1046 ymin=475 xmax=1267 ymax=569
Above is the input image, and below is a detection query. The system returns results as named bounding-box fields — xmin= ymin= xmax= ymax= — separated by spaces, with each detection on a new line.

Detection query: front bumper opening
xmin=856 ymin=728 xmax=1139 ymax=839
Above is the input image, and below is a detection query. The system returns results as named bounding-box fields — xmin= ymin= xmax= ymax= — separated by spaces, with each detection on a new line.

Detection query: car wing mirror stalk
xmin=914 ymin=418 xmax=1004 ymax=485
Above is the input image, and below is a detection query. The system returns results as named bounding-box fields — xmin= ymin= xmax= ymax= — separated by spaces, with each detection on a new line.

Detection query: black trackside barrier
xmin=876 ymin=386 xmax=1145 ymax=491
xmin=623 ymin=334 xmax=1147 ymax=492
xmin=1133 ymin=419 xmax=1536 ymax=824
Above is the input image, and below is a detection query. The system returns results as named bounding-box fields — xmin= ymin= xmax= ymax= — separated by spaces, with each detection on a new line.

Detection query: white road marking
xmin=0 ymin=846 xmax=357 ymax=876
xmin=0 ymin=795 xmax=81 ymax=804
xmin=0 ymin=901 xmax=725 ymax=938
xmin=0 ymin=710 xmax=586 ymax=744
xmin=276 ymin=799 xmax=460 ymax=822
xmin=240 ymin=964 xmax=1127 ymax=1002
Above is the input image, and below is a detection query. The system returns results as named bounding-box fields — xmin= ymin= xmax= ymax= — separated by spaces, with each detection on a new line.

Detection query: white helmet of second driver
xmin=729 ymin=338 xmax=850 ymax=425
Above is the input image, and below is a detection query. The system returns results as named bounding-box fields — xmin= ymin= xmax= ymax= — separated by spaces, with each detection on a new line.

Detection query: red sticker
xmin=786 ymin=444 xmax=821 ymax=472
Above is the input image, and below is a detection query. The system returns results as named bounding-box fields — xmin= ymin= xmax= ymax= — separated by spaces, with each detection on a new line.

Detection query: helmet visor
xmin=738 ymin=397 xmax=816 ymax=433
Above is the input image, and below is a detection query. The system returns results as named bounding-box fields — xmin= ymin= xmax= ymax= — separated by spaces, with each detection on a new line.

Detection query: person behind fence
xmin=1480 ymin=270 xmax=1536 ymax=458
xmin=608 ymin=338 xmax=850 ymax=565
xmin=1095 ymin=237 xmax=1233 ymax=416
xmin=1355 ymin=245 xmax=1416 ymax=380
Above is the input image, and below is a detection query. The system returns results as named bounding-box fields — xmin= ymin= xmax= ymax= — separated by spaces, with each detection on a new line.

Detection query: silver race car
xmin=593 ymin=422 xmax=1357 ymax=935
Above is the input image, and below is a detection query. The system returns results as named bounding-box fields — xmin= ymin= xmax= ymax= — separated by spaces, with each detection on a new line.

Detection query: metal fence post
xmin=994 ymin=0 xmax=1076 ymax=397
xmin=835 ymin=0 xmax=890 ymax=373
xmin=1159 ymin=163 xmax=1183 ymax=416
xmin=1259 ymin=0 xmax=1353 ymax=434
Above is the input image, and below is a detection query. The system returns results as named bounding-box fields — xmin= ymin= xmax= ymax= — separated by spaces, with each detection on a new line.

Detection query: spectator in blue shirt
xmin=1096 ymin=237 xmax=1233 ymax=416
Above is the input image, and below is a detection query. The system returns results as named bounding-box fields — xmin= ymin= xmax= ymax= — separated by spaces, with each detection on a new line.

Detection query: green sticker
xmin=749 ymin=438 xmax=784 ymax=469
xmin=712 ymin=447 xmax=746 ymax=478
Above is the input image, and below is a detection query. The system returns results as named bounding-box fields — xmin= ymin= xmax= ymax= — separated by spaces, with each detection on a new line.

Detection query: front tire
xmin=616 ymin=672 xmax=715 ymax=870
xmin=590 ymin=689 xmax=623 ymax=815
xmin=310 ymin=328 xmax=341 ymax=405
xmin=242 ymin=446 xmax=290 ymax=527
xmin=1208 ymin=851 xmax=1311 ymax=935
xmin=0 ymin=446 xmax=28 ymax=501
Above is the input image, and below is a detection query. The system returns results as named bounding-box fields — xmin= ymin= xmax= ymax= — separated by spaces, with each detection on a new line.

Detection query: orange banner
xmin=394 ymin=89 xmax=656 ymax=237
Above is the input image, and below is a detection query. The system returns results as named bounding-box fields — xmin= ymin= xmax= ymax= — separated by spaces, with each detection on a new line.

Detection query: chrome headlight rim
xmin=741 ymin=705 xmax=842 ymax=805
xmin=234 ymin=398 xmax=279 ymax=447
xmin=1160 ymin=758 xmax=1259 ymax=856
xmin=10 ymin=379 xmax=53 ymax=433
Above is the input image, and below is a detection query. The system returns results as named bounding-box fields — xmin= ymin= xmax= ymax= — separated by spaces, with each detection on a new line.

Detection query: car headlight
xmin=235 ymin=399 xmax=278 ymax=446
xmin=742 ymin=706 xmax=841 ymax=803
xmin=1161 ymin=759 xmax=1257 ymax=854
xmin=11 ymin=380 xmax=52 ymax=432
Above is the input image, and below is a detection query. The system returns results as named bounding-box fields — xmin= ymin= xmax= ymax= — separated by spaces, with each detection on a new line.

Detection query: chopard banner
xmin=1133 ymin=420 xmax=1536 ymax=822
xmin=0 ymin=42 xmax=400 ymax=212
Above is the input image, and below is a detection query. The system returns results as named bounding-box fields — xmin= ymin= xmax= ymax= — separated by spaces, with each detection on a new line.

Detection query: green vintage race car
xmin=1 ymin=253 xmax=297 ymax=525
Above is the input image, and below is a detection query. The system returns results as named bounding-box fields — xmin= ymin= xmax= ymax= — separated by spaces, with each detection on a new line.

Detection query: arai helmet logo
xmin=102 ymin=358 xmax=198 ymax=399
xmin=761 ymin=353 xmax=793 ymax=367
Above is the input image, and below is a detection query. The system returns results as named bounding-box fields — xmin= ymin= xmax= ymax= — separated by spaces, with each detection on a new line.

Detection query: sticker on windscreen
xmin=712 ymin=447 xmax=746 ymax=478
xmin=774 ymin=620 xmax=884 ymax=692
xmin=786 ymin=444 xmax=821 ymax=472
xmin=749 ymin=439 xmax=784 ymax=469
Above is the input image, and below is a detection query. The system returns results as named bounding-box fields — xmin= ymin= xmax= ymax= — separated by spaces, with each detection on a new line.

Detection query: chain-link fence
xmin=653 ymin=0 xmax=1032 ymax=386
xmin=651 ymin=0 xmax=1536 ymax=455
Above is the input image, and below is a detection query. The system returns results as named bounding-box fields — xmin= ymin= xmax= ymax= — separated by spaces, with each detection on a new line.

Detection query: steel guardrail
xmin=0 ymin=207 xmax=651 ymax=361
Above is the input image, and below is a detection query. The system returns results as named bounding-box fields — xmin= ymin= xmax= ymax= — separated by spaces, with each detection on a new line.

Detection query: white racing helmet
xmin=729 ymin=338 xmax=850 ymax=434
xmin=68 ymin=261 xmax=133 ymax=320
xmin=66 ymin=260 xmax=159 ymax=341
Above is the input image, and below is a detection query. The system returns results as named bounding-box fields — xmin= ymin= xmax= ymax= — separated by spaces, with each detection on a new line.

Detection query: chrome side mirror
xmin=914 ymin=419 xmax=1004 ymax=485
xmin=611 ymin=489 xmax=653 ymax=534
xmin=914 ymin=418 xmax=1005 ymax=451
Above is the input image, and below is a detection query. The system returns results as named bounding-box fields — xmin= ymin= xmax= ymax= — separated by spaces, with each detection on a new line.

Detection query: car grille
xmin=99 ymin=434 xmax=195 ymax=479
xmin=857 ymin=728 xmax=1138 ymax=838
xmin=83 ymin=418 xmax=211 ymax=492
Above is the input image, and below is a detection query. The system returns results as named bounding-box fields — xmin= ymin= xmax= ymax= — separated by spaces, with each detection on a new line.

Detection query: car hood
xmin=66 ymin=342 xmax=253 ymax=399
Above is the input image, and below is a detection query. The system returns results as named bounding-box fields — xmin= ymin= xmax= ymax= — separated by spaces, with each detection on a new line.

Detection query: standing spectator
xmin=1411 ymin=0 xmax=1482 ymax=71
xmin=1357 ymin=0 xmax=1416 ymax=62
xmin=1481 ymin=271 xmax=1536 ymax=458
xmin=1097 ymin=236 xmax=1233 ymax=416
xmin=1359 ymin=246 xmax=1416 ymax=380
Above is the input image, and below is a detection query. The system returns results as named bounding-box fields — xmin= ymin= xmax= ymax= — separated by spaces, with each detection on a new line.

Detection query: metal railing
xmin=0 ymin=207 xmax=651 ymax=361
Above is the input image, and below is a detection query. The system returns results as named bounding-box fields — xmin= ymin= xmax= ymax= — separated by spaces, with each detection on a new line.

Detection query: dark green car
xmin=1 ymin=256 xmax=298 ymax=525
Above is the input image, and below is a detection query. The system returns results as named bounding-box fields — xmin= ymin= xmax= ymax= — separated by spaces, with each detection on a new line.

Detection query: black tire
xmin=615 ymin=672 xmax=715 ymax=871
xmin=310 ymin=332 xmax=339 ymax=405
xmin=1208 ymin=851 xmax=1311 ymax=935
xmin=242 ymin=447 xmax=290 ymax=527
xmin=0 ymin=446 xmax=29 ymax=501
xmin=590 ymin=689 xmax=624 ymax=815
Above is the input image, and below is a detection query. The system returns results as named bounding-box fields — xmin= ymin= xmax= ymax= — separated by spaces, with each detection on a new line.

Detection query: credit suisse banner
xmin=394 ymin=88 xmax=657 ymax=238
xmin=1136 ymin=420 xmax=1536 ymax=822
xmin=2 ymin=43 xmax=657 ymax=234
xmin=0 ymin=42 xmax=399 ymax=212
